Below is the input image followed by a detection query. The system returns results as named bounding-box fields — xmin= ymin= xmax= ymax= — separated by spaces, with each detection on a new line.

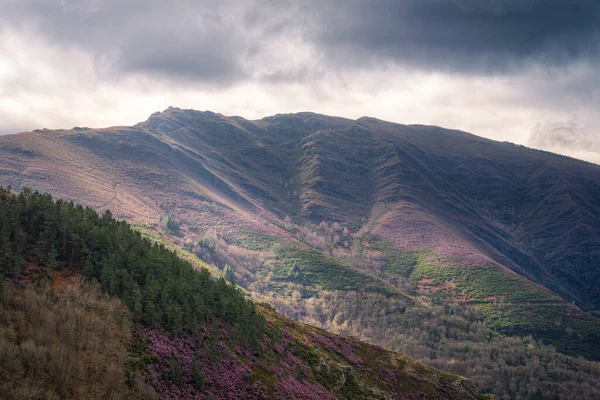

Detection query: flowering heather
xmin=137 ymin=321 xmax=345 ymax=400
xmin=382 ymin=368 xmax=400 ymax=385
xmin=137 ymin=316 xmax=468 ymax=400
xmin=373 ymin=344 xmax=385 ymax=352
xmin=138 ymin=326 xmax=268 ymax=400
xmin=274 ymin=343 xmax=285 ymax=354
xmin=310 ymin=333 xmax=364 ymax=366
xmin=281 ymin=328 xmax=294 ymax=341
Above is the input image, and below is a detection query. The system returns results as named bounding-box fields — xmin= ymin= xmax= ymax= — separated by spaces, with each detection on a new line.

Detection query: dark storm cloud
xmin=2 ymin=0 xmax=599 ymax=82
xmin=310 ymin=0 xmax=600 ymax=73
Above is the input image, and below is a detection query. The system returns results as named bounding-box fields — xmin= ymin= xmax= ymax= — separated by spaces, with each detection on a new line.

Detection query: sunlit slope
xmin=1 ymin=108 xmax=600 ymax=362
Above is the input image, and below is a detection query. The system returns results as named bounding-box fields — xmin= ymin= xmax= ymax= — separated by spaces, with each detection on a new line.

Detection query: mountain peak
xmin=3 ymin=109 xmax=600 ymax=398
xmin=136 ymin=107 xmax=231 ymax=132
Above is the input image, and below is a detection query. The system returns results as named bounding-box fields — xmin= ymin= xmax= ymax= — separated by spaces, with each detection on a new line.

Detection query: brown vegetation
xmin=0 ymin=275 xmax=154 ymax=399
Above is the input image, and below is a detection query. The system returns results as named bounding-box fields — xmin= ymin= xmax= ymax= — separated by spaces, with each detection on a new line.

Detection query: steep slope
xmin=0 ymin=188 xmax=486 ymax=400
xmin=2 ymin=108 xmax=600 ymax=398
xmin=134 ymin=109 xmax=600 ymax=312
xmin=359 ymin=119 xmax=600 ymax=311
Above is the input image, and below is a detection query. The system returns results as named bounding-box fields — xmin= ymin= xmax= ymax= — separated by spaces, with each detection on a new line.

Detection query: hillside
xmin=0 ymin=187 xmax=487 ymax=399
xmin=1 ymin=109 xmax=600 ymax=398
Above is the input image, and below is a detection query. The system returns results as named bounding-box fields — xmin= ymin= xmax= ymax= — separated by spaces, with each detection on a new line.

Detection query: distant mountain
xmin=2 ymin=108 xmax=600 ymax=398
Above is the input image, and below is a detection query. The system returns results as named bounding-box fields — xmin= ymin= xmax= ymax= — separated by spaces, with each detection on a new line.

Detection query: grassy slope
xmin=132 ymin=223 xmax=221 ymax=276
xmin=272 ymin=246 xmax=400 ymax=297
xmin=258 ymin=304 xmax=489 ymax=400
xmin=407 ymin=253 xmax=600 ymax=360
xmin=1 ymin=109 xmax=599 ymax=364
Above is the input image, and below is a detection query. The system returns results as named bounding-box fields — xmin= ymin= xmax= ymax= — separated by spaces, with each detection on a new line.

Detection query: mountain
xmin=0 ymin=188 xmax=485 ymax=400
xmin=1 ymin=108 xmax=600 ymax=398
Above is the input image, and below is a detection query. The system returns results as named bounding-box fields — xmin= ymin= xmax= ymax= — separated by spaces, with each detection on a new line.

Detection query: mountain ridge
xmin=2 ymin=107 xmax=600 ymax=398
xmin=4 ymin=107 xmax=593 ymax=300
xmin=2 ymin=107 xmax=600 ymax=314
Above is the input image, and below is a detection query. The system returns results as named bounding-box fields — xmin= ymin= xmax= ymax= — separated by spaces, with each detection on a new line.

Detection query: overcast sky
xmin=1 ymin=0 xmax=599 ymax=163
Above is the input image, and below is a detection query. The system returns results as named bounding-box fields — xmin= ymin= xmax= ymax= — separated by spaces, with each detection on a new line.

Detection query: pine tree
xmin=191 ymin=356 xmax=205 ymax=387
xmin=34 ymin=237 xmax=47 ymax=265
xmin=48 ymin=245 xmax=60 ymax=270
xmin=126 ymin=280 xmax=143 ymax=318
xmin=166 ymin=216 xmax=180 ymax=234
xmin=224 ymin=264 xmax=236 ymax=285
xmin=170 ymin=357 xmax=181 ymax=384
xmin=101 ymin=262 xmax=118 ymax=296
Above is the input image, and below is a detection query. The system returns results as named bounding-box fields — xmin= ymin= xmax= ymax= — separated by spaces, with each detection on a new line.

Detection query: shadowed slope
xmin=1 ymin=108 xmax=600 ymax=363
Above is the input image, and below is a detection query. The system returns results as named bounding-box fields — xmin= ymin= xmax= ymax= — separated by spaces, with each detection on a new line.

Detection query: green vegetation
xmin=196 ymin=236 xmax=217 ymax=254
xmin=132 ymin=223 xmax=218 ymax=275
xmin=166 ymin=215 xmax=181 ymax=234
xmin=409 ymin=253 xmax=554 ymax=303
xmin=234 ymin=232 xmax=279 ymax=251
xmin=0 ymin=187 xmax=489 ymax=399
xmin=368 ymin=241 xmax=419 ymax=278
xmin=0 ymin=187 xmax=266 ymax=346
xmin=223 ymin=264 xmax=237 ymax=285
xmin=190 ymin=356 xmax=205 ymax=387
xmin=273 ymin=246 xmax=396 ymax=296
xmin=407 ymin=253 xmax=600 ymax=359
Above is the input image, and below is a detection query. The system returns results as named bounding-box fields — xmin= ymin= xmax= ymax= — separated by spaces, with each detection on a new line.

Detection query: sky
xmin=1 ymin=0 xmax=599 ymax=163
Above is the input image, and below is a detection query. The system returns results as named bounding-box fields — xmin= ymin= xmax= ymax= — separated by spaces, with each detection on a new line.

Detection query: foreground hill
xmin=1 ymin=109 xmax=600 ymax=398
xmin=0 ymin=188 xmax=485 ymax=399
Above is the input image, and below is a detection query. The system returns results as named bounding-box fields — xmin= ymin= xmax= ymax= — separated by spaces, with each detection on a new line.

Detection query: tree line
xmin=0 ymin=187 xmax=266 ymax=347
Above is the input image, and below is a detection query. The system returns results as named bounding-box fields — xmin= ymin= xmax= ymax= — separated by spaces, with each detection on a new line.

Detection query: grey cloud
xmin=529 ymin=120 xmax=600 ymax=154
xmin=2 ymin=0 xmax=600 ymax=83
xmin=309 ymin=0 xmax=600 ymax=74
xmin=112 ymin=22 xmax=245 ymax=82
xmin=1 ymin=0 xmax=266 ymax=84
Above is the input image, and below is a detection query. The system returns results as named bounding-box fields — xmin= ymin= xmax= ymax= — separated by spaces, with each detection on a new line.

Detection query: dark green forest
xmin=0 ymin=187 xmax=266 ymax=346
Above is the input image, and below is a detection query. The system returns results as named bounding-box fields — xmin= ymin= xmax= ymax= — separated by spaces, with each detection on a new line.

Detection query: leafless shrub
xmin=0 ymin=278 xmax=155 ymax=399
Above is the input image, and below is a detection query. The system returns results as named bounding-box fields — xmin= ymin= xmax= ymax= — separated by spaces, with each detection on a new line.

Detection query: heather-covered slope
xmin=2 ymin=109 xmax=600 ymax=398
xmin=0 ymin=188 xmax=486 ymax=399
xmin=4 ymin=107 xmax=598 ymax=313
